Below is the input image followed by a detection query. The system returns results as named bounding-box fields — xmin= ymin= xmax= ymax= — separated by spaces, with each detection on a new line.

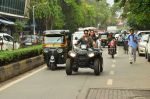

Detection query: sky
xmin=106 ymin=0 xmax=114 ymax=6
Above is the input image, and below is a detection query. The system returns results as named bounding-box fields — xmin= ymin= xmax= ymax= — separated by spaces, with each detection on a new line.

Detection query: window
xmin=3 ymin=35 xmax=13 ymax=42
xmin=0 ymin=0 xmax=26 ymax=16
xmin=44 ymin=36 xmax=64 ymax=44
xmin=142 ymin=34 xmax=149 ymax=41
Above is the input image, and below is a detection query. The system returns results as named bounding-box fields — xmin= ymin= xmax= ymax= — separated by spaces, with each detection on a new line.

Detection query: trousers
xmin=128 ymin=46 xmax=137 ymax=62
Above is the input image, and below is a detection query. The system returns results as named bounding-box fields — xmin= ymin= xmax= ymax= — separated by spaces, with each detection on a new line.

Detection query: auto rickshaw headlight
xmin=57 ymin=48 xmax=63 ymax=53
xmin=69 ymin=51 xmax=76 ymax=57
xmin=43 ymin=48 xmax=49 ymax=53
xmin=88 ymin=52 xmax=95 ymax=57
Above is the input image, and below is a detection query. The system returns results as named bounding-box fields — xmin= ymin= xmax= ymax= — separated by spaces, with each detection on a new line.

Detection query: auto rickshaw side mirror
xmin=0 ymin=37 xmax=2 ymax=41
xmin=75 ymin=37 xmax=78 ymax=40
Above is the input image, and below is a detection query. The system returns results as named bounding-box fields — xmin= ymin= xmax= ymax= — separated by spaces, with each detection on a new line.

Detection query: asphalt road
xmin=0 ymin=46 xmax=150 ymax=99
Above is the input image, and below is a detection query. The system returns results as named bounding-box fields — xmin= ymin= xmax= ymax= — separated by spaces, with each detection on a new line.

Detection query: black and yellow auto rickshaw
xmin=42 ymin=30 xmax=71 ymax=70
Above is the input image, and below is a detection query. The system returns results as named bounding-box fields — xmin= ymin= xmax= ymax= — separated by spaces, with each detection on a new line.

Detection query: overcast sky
xmin=106 ymin=0 xmax=114 ymax=6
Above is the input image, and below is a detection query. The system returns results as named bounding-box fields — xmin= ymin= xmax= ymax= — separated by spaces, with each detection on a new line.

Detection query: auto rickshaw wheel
xmin=73 ymin=67 xmax=78 ymax=72
xmin=47 ymin=63 xmax=51 ymax=70
xmin=66 ymin=58 xmax=72 ymax=75
xmin=51 ymin=63 xmax=56 ymax=71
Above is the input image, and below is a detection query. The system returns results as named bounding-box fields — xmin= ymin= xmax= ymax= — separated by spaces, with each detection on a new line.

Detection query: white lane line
xmin=107 ymin=79 xmax=113 ymax=86
xmin=109 ymin=71 xmax=115 ymax=75
xmin=112 ymin=60 xmax=116 ymax=63
xmin=111 ymin=64 xmax=116 ymax=68
xmin=0 ymin=66 xmax=46 ymax=91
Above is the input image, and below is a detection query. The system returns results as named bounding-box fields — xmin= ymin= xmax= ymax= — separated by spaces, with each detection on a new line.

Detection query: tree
xmin=115 ymin=0 xmax=150 ymax=30
xmin=30 ymin=0 xmax=64 ymax=30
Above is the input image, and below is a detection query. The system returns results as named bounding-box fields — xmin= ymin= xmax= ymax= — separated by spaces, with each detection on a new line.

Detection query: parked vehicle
xmin=145 ymin=34 xmax=150 ymax=62
xmin=0 ymin=33 xmax=20 ymax=50
xmin=72 ymin=31 xmax=84 ymax=45
xmin=23 ymin=35 xmax=40 ymax=46
xmin=66 ymin=44 xmax=103 ymax=75
xmin=137 ymin=30 xmax=150 ymax=41
xmin=138 ymin=34 xmax=150 ymax=56
xmin=42 ymin=30 xmax=70 ymax=70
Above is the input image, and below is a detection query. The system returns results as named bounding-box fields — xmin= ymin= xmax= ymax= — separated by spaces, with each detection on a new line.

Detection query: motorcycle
xmin=66 ymin=44 xmax=103 ymax=75
xmin=108 ymin=39 xmax=116 ymax=58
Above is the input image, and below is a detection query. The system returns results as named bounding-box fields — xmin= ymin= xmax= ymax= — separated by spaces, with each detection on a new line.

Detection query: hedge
xmin=0 ymin=45 xmax=42 ymax=66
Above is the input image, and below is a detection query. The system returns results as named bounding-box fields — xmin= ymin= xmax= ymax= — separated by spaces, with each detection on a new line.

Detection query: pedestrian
xmin=128 ymin=29 xmax=138 ymax=64
xmin=96 ymin=36 xmax=101 ymax=49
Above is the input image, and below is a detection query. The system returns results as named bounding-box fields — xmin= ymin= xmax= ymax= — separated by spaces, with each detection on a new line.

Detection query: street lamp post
xmin=32 ymin=2 xmax=48 ymax=35
xmin=33 ymin=6 xmax=35 ymax=35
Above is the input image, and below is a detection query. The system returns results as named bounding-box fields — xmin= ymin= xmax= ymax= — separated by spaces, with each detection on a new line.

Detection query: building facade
xmin=0 ymin=0 xmax=30 ymax=34
xmin=0 ymin=0 xmax=30 ymax=18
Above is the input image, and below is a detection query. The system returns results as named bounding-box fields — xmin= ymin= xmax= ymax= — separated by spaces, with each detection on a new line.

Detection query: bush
xmin=0 ymin=45 xmax=42 ymax=66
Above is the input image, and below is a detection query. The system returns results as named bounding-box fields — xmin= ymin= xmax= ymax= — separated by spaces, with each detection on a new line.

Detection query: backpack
xmin=128 ymin=34 xmax=138 ymax=43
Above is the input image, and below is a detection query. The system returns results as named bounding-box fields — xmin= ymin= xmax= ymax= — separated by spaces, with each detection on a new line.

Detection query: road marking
xmin=0 ymin=66 xmax=46 ymax=91
xmin=107 ymin=79 xmax=113 ymax=86
xmin=112 ymin=60 xmax=116 ymax=63
xmin=111 ymin=64 xmax=116 ymax=68
xmin=109 ymin=71 xmax=115 ymax=75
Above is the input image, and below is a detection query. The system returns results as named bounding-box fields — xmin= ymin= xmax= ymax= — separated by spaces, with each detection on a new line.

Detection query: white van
xmin=0 ymin=33 xmax=20 ymax=50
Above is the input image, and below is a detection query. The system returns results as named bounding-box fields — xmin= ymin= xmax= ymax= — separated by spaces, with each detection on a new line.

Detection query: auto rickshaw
xmin=42 ymin=30 xmax=71 ymax=70
xmin=99 ymin=32 xmax=109 ymax=48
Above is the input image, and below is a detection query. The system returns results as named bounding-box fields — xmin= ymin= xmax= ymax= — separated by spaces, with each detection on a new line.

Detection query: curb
xmin=0 ymin=55 xmax=44 ymax=82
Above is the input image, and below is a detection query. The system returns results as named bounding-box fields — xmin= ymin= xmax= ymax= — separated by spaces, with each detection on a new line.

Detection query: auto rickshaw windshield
xmin=44 ymin=35 xmax=64 ymax=44
xmin=101 ymin=35 xmax=107 ymax=39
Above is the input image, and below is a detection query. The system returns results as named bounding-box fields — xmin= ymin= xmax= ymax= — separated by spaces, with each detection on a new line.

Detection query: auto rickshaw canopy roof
xmin=43 ymin=30 xmax=70 ymax=35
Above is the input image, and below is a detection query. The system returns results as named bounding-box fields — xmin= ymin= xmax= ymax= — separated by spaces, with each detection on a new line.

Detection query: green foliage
xmin=15 ymin=20 xmax=27 ymax=33
xmin=30 ymin=0 xmax=64 ymax=29
xmin=115 ymin=0 xmax=150 ymax=30
xmin=0 ymin=45 xmax=42 ymax=66
xmin=29 ymin=0 xmax=114 ymax=31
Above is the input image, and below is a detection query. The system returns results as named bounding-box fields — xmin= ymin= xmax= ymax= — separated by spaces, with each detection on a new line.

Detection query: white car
xmin=72 ymin=31 xmax=84 ymax=45
xmin=138 ymin=34 xmax=149 ymax=56
xmin=137 ymin=30 xmax=150 ymax=40
xmin=0 ymin=33 xmax=20 ymax=50
xmin=145 ymin=34 xmax=150 ymax=62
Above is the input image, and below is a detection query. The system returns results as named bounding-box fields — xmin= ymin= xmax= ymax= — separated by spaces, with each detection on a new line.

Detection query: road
xmin=0 ymin=46 xmax=150 ymax=99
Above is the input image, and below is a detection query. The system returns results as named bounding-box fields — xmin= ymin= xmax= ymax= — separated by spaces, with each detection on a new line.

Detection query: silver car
xmin=138 ymin=34 xmax=150 ymax=56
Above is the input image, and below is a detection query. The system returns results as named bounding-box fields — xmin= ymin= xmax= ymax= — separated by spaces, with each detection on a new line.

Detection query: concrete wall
xmin=0 ymin=55 xmax=44 ymax=82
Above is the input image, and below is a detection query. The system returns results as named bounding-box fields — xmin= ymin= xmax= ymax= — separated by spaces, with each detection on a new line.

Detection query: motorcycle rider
xmin=107 ymin=32 xmax=117 ymax=54
xmin=76 ymin=30 xmax=94 ymax=48
xmin=89 ymin=30 xmax=97 ymax=42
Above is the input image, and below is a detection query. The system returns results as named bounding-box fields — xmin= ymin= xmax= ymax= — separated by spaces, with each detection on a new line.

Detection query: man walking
xmin=128 ymin=29 xmax=138 ymax=64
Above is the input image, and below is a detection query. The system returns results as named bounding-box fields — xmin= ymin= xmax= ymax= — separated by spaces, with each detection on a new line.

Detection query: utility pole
xmin=33 ymin=6 xmax=35 ymax=35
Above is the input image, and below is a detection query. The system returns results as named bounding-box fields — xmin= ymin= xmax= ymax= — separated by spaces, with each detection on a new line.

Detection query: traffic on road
xmin=0 ymin=0 xmax=150 ymax=99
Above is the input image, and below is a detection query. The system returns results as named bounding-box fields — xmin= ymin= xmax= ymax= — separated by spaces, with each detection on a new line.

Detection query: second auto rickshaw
xmin=42 ymin=30 xmax=71 ymax=70
xmin=99 ymin=32 xmax=109 ymax=48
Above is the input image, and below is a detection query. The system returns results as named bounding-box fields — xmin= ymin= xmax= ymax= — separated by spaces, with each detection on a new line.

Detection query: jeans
xmin=128 ymin=46 xmax=136 ymax=62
